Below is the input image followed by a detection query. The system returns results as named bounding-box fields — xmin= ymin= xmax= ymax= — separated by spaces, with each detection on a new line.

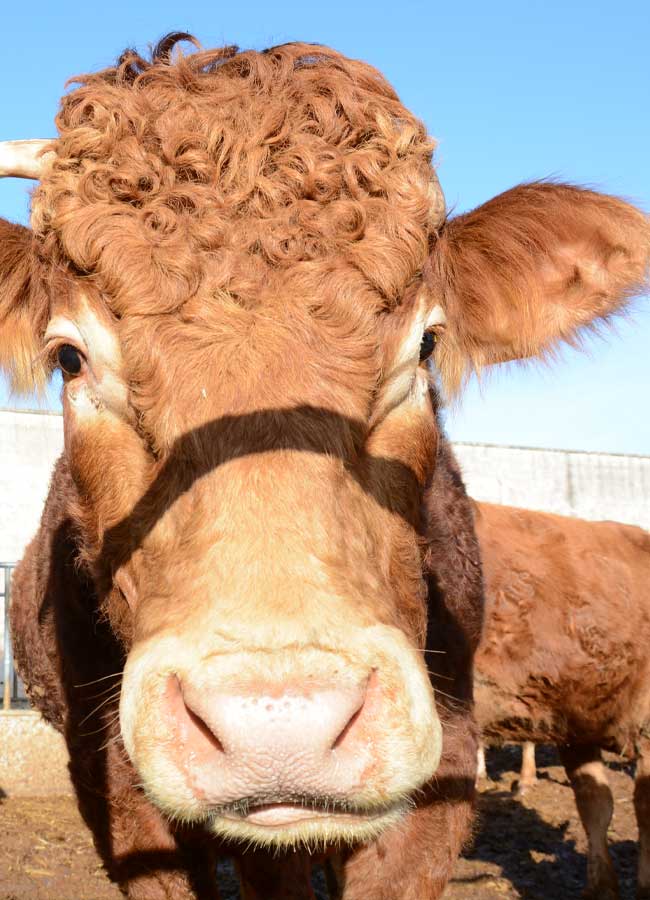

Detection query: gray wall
xmin=454 ymin=442 xmax=650 ymax=531
xmin=0 ymin=409 xmax=63 ymax=563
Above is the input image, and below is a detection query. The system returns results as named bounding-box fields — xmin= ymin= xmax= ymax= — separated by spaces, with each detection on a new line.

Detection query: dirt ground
xmin=0 ymin=745 xmax=640 ymax=899
xmin=0 ymin=791 xmax=121 ymax=900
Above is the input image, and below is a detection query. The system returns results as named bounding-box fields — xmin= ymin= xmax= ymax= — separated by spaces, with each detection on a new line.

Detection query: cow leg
xmin=236 ymin=850 xmax=316 ymax=899
xmin=634 ymin=743 xmax=650 ymax=899
xmin=476 ymin=741 xmax=487 ymax=781
xmin=515 ymin=741 xmax=538 ymax=795
xmin=559 ymin=744 xmax=619 ymax=900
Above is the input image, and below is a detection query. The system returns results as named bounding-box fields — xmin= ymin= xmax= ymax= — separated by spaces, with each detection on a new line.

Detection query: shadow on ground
xmin=448 ymin=744 xmax=639 ymax=900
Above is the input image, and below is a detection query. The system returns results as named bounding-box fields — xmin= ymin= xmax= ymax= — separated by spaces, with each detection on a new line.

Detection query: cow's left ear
xmin=0 ymin=218 xmax=48 ymax=392
xmin=426 ymin=181 xmax=650 ymax=392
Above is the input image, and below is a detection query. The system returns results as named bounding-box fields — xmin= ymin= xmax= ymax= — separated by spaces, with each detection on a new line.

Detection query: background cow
xmin=475 ymin=501 xmax=650 ymax=900
xmin=1 ymin=35 xmax=648 ymax=899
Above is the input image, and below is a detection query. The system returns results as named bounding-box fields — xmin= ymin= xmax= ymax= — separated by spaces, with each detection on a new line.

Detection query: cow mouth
xmin=221 ymin=800 xmax=393 ymax=828
xmin=205 ymin=796 xmax=410 ymax=844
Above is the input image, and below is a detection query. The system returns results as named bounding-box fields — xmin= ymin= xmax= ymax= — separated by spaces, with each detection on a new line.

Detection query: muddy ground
xmin=0 ymin=745 xmax=640 ymax=899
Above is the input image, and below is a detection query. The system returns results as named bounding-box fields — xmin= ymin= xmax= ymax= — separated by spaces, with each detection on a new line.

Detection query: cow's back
xmin=474 ymin=502 xmax=650 ymax=751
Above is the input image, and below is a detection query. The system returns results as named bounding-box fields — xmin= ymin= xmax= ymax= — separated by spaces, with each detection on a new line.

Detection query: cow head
xmin=0 ymin=37 xmax=648 ymax=849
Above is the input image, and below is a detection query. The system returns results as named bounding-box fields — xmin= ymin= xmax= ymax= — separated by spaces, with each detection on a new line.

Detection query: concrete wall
xmin=0 ymin=710 xmax=71 ymax=796
xmin=0 ymin=409 xmax=63 ymax=563
xmin=454 ymin=442 xmax=650 ymax=531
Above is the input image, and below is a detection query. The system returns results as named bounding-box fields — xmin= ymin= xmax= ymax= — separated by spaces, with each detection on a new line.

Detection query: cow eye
xmin=57 ymin=343 xmax=85 ymax=377
xmin=419 ymin=330 xmax=436 ymax=362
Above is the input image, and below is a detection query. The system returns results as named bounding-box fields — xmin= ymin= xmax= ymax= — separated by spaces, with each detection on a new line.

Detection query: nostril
xmin=183 ymin=695 xmax=225 ymax=754
xmin=332 ymin=703 xmax=364 ymax=750
xmin=165 ymin=674 xmax=225 ymax=755
xmin=331 ymin=673 xmax=373 ymax=752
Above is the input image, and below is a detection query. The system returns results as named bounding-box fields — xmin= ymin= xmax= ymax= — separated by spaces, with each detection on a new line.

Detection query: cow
xmin=1 ymin=34 xmax=648 ymax=899
xmin=474 ymin=501 xmax=650 ymax=900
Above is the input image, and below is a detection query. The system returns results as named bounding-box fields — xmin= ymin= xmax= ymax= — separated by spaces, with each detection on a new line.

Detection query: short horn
xmin=427 ymin=169 xmax=446 ymax=230
xmin=0 ymin=140 xmax=54 ymax=179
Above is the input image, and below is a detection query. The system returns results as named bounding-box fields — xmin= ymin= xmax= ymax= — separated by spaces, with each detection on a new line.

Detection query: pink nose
xmin=165 ymin=673 xmax=374 ymax=804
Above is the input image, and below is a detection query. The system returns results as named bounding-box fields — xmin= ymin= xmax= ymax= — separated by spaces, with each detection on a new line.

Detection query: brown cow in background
xmin=1 ymin=34 xmax=649 ymax=899
xmin=475 ymin=502 xmax=650 ymax=900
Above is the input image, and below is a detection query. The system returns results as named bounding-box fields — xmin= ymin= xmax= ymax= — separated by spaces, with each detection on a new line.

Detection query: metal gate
xmin=1 ymin=563 xmax=18 ymax=709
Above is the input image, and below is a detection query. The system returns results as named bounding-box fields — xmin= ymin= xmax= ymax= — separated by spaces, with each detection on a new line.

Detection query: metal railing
xmin=1 ymin=563 xmax=17 ymax=710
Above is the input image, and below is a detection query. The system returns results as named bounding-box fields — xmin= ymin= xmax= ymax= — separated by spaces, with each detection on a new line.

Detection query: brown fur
xmin=0 ymin=220 xmax=49 ymax=391
xmin=1 ymin=33 xmax=649 ymax=900
xmin=27 ymin=40 xmax=436 ymax=455
xmin=474 ymin=502 xmax=650 ymax=750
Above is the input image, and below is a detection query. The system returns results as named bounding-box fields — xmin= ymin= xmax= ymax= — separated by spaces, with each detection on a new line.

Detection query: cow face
xmin=0 ymin=39 xmax=648 ymax=849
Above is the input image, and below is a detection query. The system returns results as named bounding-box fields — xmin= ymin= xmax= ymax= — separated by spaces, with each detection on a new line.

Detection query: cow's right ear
xmin=0 ymin=218 xmax=48 ymax=392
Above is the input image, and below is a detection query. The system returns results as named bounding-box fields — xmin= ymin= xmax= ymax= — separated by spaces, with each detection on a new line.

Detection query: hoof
xmin=513 ymin=779 xmax=536 ymax=797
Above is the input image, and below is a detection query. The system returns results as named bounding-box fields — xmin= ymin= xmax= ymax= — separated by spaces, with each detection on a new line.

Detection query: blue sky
xmin=1 ymin=0 xmax=649 ymax=453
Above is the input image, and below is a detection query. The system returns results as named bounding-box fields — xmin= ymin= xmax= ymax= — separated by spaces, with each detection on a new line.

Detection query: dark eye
xmin=57 ymin=343 xmax=84 ymax=376
xmin=419 ymin=330 xmax=436 ymax=362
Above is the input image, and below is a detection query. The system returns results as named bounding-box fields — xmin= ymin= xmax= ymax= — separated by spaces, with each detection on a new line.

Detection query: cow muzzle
xmin=120 ymin=631 xmax=442 ymax=847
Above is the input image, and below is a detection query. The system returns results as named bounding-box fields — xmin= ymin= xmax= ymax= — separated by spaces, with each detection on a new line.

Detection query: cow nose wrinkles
xmin=164 ymin=669 xmax=374 ymax=803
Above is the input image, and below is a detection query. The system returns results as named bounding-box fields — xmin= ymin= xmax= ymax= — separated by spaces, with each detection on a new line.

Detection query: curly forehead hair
xmin=31 ymin=34 xmax=439 ymax=319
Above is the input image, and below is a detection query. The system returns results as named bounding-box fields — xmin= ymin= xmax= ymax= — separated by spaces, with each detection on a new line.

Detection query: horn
xmin=427 ymin=169 xmax=446 ymax=229
xmin=0 ymin=140 xmax=53 ymax=179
